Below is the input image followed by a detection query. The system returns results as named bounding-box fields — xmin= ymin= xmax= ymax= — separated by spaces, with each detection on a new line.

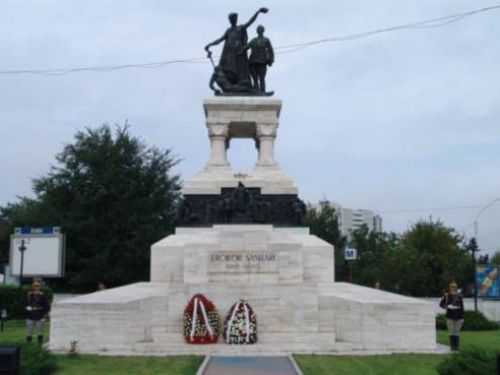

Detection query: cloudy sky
xmin=1 ymin=0 xmax=499 ymax=255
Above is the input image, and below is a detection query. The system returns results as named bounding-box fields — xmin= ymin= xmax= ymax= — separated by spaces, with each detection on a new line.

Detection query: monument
xmin=49 ymin=9 xmax=438 ymax=355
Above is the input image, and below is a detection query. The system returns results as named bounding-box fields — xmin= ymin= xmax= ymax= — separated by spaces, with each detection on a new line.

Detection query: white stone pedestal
xmin=183 ymin=97 xmax=297 ymax=195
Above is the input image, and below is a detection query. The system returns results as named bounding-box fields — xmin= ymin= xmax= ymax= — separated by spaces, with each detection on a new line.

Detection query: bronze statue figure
xmin=245 ymin=25 xmax=274 ymax=94
xmin=205 ymin=8 xmax=274 ymax=96
xmin=209 ymin=66 xmax=255 ymax=95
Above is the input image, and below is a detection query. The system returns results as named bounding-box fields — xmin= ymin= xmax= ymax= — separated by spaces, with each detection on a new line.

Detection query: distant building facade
xmin=320 ymin=201 xmax=383 ymax=240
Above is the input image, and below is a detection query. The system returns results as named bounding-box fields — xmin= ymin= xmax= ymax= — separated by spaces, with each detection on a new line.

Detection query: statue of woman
xmin=205 ymin=8 xmax=268 ymax=87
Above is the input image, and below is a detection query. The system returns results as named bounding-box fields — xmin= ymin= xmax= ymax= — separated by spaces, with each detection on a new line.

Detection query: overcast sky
xmin=1 ymin=0 xmax=499 ymax=255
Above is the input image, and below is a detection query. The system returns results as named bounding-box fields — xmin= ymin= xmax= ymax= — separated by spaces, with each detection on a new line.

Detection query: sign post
xmin=0 ymin=309 xmax=6 ymax=332
xmin=344 ymin=247 xmax=357 ymax=283
xmin=18 ymin=239 xmax=27 ymax=289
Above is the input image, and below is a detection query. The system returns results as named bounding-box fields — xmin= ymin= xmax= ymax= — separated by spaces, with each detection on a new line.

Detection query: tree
xmin=491 ymin=251 xmax=500 ymax=265
xmin=305 ymin=201 xmax=347 ymax=281
xmin=477 ymin=254 xmax=489 ymax=264
xmin=350 ymin=224 xmax=400 ymax=289
xmin=401 ymin=220 xmax=472 ymax=296
xmin=0 ymin=125 xmax=181 ymax=291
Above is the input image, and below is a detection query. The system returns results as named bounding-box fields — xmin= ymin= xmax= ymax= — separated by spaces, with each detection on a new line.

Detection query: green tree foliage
xmin=305 ymin=201 xmax=347 ymax=281
xmin=349 ymin=220 xmax=473 ymax=296
xmin=401 ymin=221 xmax=471 ymax=296
xmin=491 ymin=251 xmax=500 ymax=265
xmin=477 ymin=254 xmax=489 ymax=264
xmin=350 ymin=224 xmax=403 ymax=289
xmin=0 ymin=125 xmax=181 ymax=291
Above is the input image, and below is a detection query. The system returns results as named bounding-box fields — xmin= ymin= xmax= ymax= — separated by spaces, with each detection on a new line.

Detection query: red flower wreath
xmin=183 ymin=293 xmax=220 ymax=344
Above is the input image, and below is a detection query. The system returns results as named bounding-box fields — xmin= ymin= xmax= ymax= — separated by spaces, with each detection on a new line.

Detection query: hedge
xmin=0 ymin=285 xmax=53 ymax=319
xmin=436 ymin=310 xmax=499 ymax=331
xmin=436 ymin=346 xmax=497 ymax=375
xmin=19 ymin=343 xmax=57 ymax=375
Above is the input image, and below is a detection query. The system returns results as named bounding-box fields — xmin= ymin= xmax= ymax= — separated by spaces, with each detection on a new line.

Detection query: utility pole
xmin=18 ymin=239 xmax=27 ymax=289
xmin=469 ymin=237 xmax=479 ymax=312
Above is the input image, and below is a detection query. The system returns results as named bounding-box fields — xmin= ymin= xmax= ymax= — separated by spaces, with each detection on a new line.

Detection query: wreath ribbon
xmin=226 ymin=300 xmax=252 ymax=344
xmin=189 ymin=296 xmax=214 ymax=340
xmin=243 ymin=302 xmax=250 ymax=343
xmin=226 ymin=300 xmax=240 ymax=343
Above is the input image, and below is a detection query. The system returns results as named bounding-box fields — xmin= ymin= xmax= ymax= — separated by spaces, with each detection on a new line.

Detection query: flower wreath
xmin=183 ymin=294 xmax=220 ymax=344
xmin=223 ymin=299 xmax=257 ymax=344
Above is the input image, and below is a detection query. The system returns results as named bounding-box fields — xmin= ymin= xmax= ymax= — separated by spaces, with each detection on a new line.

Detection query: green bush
xmin=436 ymin=310 xmax=499 ymax=331
xmin=19 ymin=343 xmax=57 ymax=375
xmin=0 ymin=285 xmax=53 ymax=319
xmin=436 ymin=347 xmax=496 ymax=375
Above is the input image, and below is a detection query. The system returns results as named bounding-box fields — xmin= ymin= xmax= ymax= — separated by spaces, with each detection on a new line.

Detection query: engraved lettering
xmin=208 ymin=251 xmax=278 ymax=273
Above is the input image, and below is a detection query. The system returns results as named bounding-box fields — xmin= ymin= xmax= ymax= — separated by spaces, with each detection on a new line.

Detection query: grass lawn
xmin=295 ymin=330 xmax=500 ymax=375
xmin=1 ymin=320 xmax=498 ymax=375
xmin=0 ymin=320 xmax=204 ymax=375
xmin=55 ymin=355 xmax=203 ymax=375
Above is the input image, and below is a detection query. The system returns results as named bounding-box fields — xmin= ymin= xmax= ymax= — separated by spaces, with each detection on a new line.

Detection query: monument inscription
xmin=208 ymin=251 xmax=278 ymax=273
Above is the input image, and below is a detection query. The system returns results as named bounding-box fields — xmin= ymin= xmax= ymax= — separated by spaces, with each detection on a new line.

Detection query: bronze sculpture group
xmin=205 ymin=8 xmax=274 ymax=96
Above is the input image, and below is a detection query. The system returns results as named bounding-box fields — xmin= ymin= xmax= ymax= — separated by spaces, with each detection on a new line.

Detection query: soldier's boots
xmin=27 ymin=335 xmax=32 ymax=343
xmin=454 ymin=336 xmax=460 ymax=350
xmin=37 ymin=335 xmax=44 ymax=346
xmin=449 ymin=335 xmax=460 ymax=351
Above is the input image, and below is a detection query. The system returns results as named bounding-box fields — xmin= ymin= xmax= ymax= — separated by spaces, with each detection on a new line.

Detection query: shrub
xmin=0 ymin=285 xmax=53 ymax=319
xmin=19 ymin=343 xmax=57 ymax=375
xmin=436 ymin=347 xmax=496 ymax=375
xmin=436 ymin=310 xmax=499 ymax=331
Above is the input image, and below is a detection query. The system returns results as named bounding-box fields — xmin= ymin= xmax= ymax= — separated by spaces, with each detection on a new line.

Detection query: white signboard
xmin=344 ymin=247 xmax=357 ymax=260
xmin=10 ymin=229 xmax=65 ymax=277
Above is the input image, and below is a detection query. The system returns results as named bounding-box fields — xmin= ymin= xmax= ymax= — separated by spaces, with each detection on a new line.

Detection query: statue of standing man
xmin=245 ymin=25 xmax=274 ymax=94
xmin=205 ymin=8 xmax=270 ymax=95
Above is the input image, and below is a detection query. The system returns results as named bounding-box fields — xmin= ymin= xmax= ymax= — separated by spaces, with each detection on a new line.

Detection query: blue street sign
xmin=15 ymin=227 xmax=60 ymax=235
xmin=345 ymin=247 xmax=357 ymax=260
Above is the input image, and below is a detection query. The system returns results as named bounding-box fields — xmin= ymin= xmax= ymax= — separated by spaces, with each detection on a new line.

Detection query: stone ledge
xmin=49 ymin=342 xmax=450 ymax=356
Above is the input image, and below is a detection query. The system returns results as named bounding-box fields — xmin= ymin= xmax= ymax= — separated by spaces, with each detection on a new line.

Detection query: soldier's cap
xmin=32 ymin=281 xmax=41 ymax=288
xmin=449 ymin=281 xmax=458 ymax=288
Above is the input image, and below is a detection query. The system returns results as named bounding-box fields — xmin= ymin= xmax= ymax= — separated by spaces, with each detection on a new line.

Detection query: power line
xmin=274 ymin=4 xmax=500 ymax=52
xmin=0 ymin=57 xmax=208 ymax=76
xmin=379 ymin=202 xmax=500 ymax=215
xmin=0 ymin=4 xmax=499 ymax=76
xmin=480 ymin=244 xmax=500 ymax=251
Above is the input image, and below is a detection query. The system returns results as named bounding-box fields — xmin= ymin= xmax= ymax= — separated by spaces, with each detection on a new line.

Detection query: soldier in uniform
xmin=439 ymin=281 xmax=464 ymax=351
xmin=26 ymin=280 xmax=50 ymax=345
xmin=246 ymin=25 xmax=274 ymax=94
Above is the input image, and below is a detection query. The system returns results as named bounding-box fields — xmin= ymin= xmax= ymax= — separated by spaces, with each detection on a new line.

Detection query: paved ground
xmin=201 ymin=356 xmax=299 ymax=375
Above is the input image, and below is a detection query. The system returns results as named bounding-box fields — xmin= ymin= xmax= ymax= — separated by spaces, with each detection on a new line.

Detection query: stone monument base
xmin=50 ymin=282 xmax=437 ymax=355
xmin=50 ymin=226 xmax=437 ymax=356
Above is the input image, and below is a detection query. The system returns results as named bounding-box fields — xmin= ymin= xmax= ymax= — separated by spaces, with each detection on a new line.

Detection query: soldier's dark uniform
xmin=26 ymin=286 xmax=50 ymax=345
xmin=439 ymin=284 xmax=464 ymax=351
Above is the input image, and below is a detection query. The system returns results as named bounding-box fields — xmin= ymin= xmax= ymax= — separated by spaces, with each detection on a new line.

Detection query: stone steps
xmin=151 ymin=332 xmax=336 ymax=345
xmin=60 ymin=341 xmax=359 ymax=356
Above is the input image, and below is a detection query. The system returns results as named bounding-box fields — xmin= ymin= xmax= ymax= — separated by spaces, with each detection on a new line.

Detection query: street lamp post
xmin=472 ymin=197 xmax=500 ymax=312
xmin=473 ymin=197 xmax=500 ymax=240
xmin=18 ymin=239 xmax=27 ymax=289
